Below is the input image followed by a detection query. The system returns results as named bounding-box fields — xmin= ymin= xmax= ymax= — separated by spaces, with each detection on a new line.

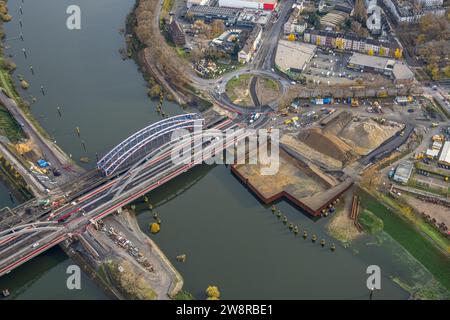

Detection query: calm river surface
xmin=0 ymin=0 xmax=426 ymax=299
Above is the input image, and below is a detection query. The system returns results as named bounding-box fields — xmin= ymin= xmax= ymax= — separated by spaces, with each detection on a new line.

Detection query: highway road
xmin=0 ymin=117 xmax=256 ymax=277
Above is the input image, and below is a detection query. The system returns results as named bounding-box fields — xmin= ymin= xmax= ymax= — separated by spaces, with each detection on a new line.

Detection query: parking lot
xmin=302 ymin=49 xmax=384 ymax=86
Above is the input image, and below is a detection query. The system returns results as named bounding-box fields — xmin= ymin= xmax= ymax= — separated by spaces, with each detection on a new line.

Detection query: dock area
xmin=231 ymin=149 xmax=353 ymax=216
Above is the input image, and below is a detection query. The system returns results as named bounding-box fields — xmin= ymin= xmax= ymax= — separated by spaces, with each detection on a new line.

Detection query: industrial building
xmin=186 ymin=0 xmax=210 ymax=9
xmin=347 ymin=53 xmax=414 ymax=84
xmin=438 ymin=141 xmax=450 ymax=166
xmin=187 ymin=5 xmax=241 ymax=25
xmin=275 ymin=40 xmax=316 ymax=74
xmin=393 ymin=162 xmax=414 ymax=185
xmin=236 ymin=9 xmax=271 ymax=28
xmin=218 ymin=0 xmax=278 ymax=11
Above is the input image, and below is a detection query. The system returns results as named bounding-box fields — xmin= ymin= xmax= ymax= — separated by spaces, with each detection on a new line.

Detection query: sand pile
xmin=339 ymin=120 xmax=398 ymax=151
xmin=322 ymin=111 xmax=400 ymax=154
xmin=298 ymin=128 xmax=358 ymax=164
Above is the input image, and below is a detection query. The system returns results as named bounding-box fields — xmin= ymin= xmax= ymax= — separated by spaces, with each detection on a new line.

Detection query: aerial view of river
xmin=1 ymin=0 xmax=443 ymax=299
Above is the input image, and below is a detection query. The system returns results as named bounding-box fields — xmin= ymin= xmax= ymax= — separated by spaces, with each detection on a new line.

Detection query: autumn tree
xmin=354 ymin=0 xmax=367 ymax=23
xmin=394 ymin=48 xmax=402 ymax=59
xmin=205 ymin=286 xmax=220 ymax=300
xmin=210 ymin=19 xmax=225 ymax=38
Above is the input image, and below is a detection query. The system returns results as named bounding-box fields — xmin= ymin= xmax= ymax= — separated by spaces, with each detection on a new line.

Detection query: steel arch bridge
xmin=97 ymin=113 xmax=204 ymax=176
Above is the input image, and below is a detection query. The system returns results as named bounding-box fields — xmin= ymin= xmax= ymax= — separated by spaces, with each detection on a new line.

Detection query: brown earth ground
xmin=281 ymin=134 xmax=343 ymax=169
xmin=290 ymin=111 xmax=401 ymax=167
xmin=323 ymin=111 xmax=402 ymax=155
xmin=326 ymin=187 xmax=361 ymax=246
xmin=235 ymin=152 xmax=328 ymax=200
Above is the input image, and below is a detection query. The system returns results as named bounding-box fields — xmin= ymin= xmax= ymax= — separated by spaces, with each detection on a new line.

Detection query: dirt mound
xmin=323 ymin=111 xmax=353 ymax=136
xmin=323 ymin=112 xmax=400 ymax=153
xmin=298 ymin=128 xmax=358 ymax=164
xmin=340 ymin=120 xmax=398 ymax=151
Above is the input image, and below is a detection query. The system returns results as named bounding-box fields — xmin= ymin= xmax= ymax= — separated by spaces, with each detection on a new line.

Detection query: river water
xmin=0 ymin=0 xmax=439 ymax=299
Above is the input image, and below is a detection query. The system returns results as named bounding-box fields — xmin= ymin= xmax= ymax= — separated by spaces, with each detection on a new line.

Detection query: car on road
xmin=32 ymin=242 xmax=39 ymax=248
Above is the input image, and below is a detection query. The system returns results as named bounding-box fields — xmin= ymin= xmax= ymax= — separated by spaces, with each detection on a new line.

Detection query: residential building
xmin=382 ymin=0 xmax=446 ymax=24
xmin=303 ymin=29 xmax=401 ymax=58
xmin=168 ymin=20 xmax=186 ymax=46
xmin=238 ymin=24 xmax=262 ymax=63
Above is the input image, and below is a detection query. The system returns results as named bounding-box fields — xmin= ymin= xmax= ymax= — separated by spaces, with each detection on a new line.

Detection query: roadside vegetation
xmin=0 ymin=154 xmax=33 ymax=200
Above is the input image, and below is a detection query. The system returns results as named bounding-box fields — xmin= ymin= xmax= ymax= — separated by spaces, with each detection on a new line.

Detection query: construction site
xmin=281 ymin=110 xmax=404 ymax=168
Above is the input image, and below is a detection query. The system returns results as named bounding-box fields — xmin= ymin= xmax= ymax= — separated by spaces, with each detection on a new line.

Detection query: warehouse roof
xmin=188 ymin=5 xmax=240 ymax=18
xmin=348 ymin=53 xmax=395 ymax=70
xmin=393 ymin=161 xmax=413 ymax=184
xmin=439 ymin=141 xmax=450 ymax=165
xmin=392 ymin=62 xmax=414 ymax=80
xmin=275 ymin=40 xmax=316 ymax=72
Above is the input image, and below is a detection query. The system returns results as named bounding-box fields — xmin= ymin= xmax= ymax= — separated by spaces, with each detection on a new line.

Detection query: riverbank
xmin=357 ymin=187 xmax=450 ymax=298
xmin=63 ymin=209 xmax=184 ymax=300
xmin=126 ymin=0 xmax=213 ymax=111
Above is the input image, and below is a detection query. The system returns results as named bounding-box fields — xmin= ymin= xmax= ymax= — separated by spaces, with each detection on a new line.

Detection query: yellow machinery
xmin=432 ymin=135 xmax=444 ymax=142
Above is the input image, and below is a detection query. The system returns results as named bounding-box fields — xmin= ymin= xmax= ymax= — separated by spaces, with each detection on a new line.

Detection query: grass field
xmin=225 ymin=74 xmax=253 ymax=107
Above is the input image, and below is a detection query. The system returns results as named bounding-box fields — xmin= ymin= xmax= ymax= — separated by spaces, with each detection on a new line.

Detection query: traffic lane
xmin=0 ymin=233 xmax=66 ymax=277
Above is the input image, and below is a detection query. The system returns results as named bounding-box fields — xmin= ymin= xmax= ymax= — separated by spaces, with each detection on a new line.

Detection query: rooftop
xmin=439 ymin=141 xmax=450 ymax=165
xmin=393 ymin=161 xmax=414 ymax=183
xmin=348 ymin=53 xmax=396 ymax=70
xmin=392 ymin=62 xmax=414 ymax=80
xmin=275 ymin=40 xmax=316 ymax=72
xmin=188 ymin=5 xmax=241 ymax=18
